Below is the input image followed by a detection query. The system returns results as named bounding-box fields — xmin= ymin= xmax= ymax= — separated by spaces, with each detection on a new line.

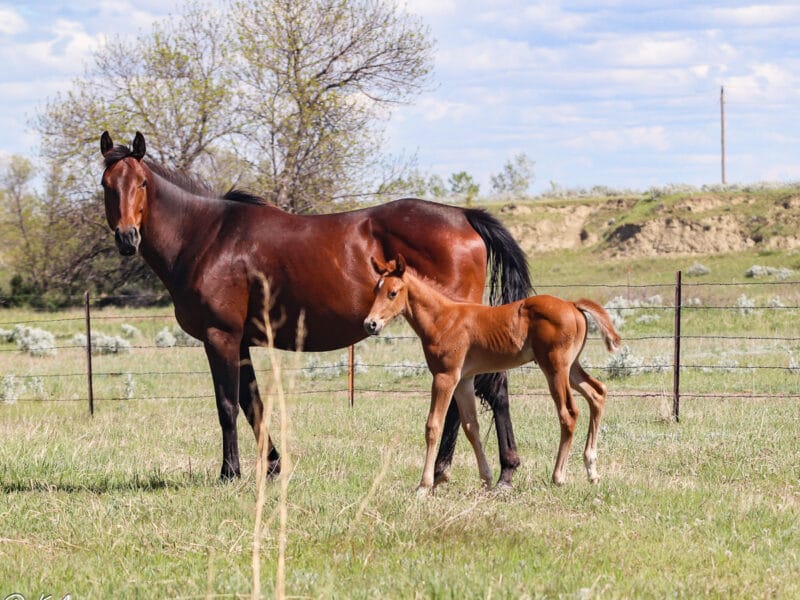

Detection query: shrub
xmin=686 ymin=262 xmax=710 ymax=277
xmin=73 ymin=332 xmax=132 ymax=355
xmin=155 ymin=328 xmax=177 ymax=348
xmin=121 ymin=324 xmax=141 ymax=338
xmin=745 ymin=265 xmax=794 ymax=280
xmin=0 ymin=375 xmax=23 ymax=403
xmin=13 ymin=325 xmax=57 ymax=357
xmin=605 ymin=346 xmax=643 ymax=379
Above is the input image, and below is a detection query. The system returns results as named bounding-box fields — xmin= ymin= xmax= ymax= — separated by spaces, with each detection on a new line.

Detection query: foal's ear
xmin=370 ymin=256 xmax=387 ymax=275
xmin=131 ymin=131 xmax=146 ymax=160
xmin=100 ymin=131 xmax=113 ymax=156
xmin=394 ymin=253 xmax=407 ymax=276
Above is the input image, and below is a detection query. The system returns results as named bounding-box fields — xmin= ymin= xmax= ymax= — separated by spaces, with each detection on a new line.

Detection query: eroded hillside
xmin=500 ymin=191 xmax=800 ymax=258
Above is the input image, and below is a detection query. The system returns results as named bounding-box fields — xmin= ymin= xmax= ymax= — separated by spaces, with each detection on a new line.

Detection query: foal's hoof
xmin=588 ymin=475 xmax=600 ymax=485
xmin=415 ymin=485 xmax=431 ymax=499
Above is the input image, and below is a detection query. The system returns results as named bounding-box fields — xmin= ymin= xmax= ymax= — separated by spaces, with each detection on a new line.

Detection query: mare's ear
xmin=100 ymin=131 xmax=113 ymax=156
xmin=394 ymin=253 xmax=406 ymax=277
xmin=370 ymin=256 xmax=388 ymax=275
xmin=131 ymin=131 xmax=146 ymax=160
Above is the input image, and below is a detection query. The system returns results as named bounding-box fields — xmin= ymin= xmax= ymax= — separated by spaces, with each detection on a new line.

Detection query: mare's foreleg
xmin=570 ymin=361 xmax=607 ymax=483
xmin=453 ymin=378 xmax=492 ymax=488
xmin=239 ymin=346 xmax=280 ymax=478
xmin=205 ymin=329 xmax=244 ymax=480
xmin=419 ymin=373 xmax=458 ymax=495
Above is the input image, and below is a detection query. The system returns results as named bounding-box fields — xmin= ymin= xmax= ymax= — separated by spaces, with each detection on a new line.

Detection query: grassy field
xmin=1 ymin=389 xmax=798 ymax=597
xmin=2 ymin=194 xmax=800 ymax=597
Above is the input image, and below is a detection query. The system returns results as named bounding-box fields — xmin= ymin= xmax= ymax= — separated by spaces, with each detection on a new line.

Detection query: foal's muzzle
xmin=363 ymin=318 xmax=383 ymax=336
xmin=114 ymin=226 xmax=141 ymax=256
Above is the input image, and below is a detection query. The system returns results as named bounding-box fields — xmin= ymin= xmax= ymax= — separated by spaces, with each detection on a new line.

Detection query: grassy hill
xmin=484 ymin=184 xmax=800 ymax=289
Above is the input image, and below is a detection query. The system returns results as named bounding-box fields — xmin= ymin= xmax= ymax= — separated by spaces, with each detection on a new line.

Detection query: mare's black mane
xmin=103 ymin=143 xmax=265 ymax=206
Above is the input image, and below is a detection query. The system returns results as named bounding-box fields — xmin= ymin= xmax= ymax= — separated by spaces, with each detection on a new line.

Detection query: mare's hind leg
xmin=239 ymin=346 xmax=280 ymax=478
xmin=544 ymin=364 xmax=579 ymax=486
xmin=570 ymin=361 xmax=607 ymax=484
xmin=452 ymin=378 xmax=492 ymax=488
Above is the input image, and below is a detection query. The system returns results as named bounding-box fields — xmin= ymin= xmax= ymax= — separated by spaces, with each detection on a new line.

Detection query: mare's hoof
xmin=433 ymin=470 xmax=451 ymax=486
xmin=493 ymin=480 xmax=513 ymax=493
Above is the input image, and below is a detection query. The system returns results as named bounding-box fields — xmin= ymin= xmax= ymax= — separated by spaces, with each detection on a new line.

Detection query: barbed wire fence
xmin=1 ymin=272 xmax=799 ymax=422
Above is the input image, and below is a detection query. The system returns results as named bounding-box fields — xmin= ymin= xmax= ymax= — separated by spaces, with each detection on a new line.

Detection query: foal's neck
xmin=402 ymin=272 xmax=460 ymax=340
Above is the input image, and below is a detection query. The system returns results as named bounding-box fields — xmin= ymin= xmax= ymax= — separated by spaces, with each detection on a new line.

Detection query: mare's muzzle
xmin=115 ymin=226 xmax=141 ymax=256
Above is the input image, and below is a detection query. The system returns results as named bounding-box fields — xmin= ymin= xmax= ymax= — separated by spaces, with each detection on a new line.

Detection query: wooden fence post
xmin=84 ymin=290 xmax=94 ymax=417
xmin=348 ymin=344 xmax=355 ymax=408
xmin=673 ymin=271 xmax=682 ymax=422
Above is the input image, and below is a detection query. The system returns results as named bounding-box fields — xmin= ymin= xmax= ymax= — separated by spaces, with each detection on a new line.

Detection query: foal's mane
xmin=103 ymin=143 xmax=265 ymax=206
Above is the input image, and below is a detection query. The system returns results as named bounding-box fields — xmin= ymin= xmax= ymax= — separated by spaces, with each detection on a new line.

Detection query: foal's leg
xmin=570 ymin=361 xmax=607 ymax=484
xmin=453 ymin=378 xmax=492 ymax=488
xmin=239 ymin=346 xmax=280 ymax=478
xmin=544 ymin=364 xmax=579 ymax=486
xmin=419 ymin=373 xmax=458 ymax=495
xmin=434 ymin=372 xmax=520 ymax=489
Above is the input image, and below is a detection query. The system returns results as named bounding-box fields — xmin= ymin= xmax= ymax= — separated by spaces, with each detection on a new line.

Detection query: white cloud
xmin=402 ymin=0 xmax=457 ymax=18
xmin=439 ymin=39 xmax=559 ymax=72
xmin=567 ymin=126 xmax=670 ymax=152
xmin=725 ymin=62 xmax=799 ymax=102
xmin=709 ymin=4 xmax=800 ymax=26
xmin=479 ymin=0 xmax=588 ymax=34
xmin=0 ymin=5 xmax=26 ymax=35
xmin=415 ymin=96 xmax=478 ymax=122
xmin=19 ymin=19 xmax=103 ymax=72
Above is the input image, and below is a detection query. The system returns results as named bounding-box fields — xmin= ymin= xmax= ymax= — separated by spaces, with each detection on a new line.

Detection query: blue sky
xmin=1 ymin=0 xmax=799 ymax=193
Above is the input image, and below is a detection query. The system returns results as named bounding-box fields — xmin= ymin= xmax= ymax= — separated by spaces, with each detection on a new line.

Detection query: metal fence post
xmin=84 ymin=290 xmax=94 ymax=417
xmin=673 ymin=271 xmax=682 ymax=422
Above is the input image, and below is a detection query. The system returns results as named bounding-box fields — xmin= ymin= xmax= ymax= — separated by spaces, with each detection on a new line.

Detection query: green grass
xmin=2 ymin=190 xmax=800 ymax=597
xmin=1 ymin=392 xmax=798 ymax=597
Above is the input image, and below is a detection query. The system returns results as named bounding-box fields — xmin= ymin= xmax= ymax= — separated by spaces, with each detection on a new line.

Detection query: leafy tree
xmin=448 ymin=171 xmax=480 ymax=205
xmin=0 ymin=157 xmax=158 ymax=306
xmin=35 ymin=0 xmax=434 ymax=212
xmin=490 ymin=152 xmax=535 ymax=197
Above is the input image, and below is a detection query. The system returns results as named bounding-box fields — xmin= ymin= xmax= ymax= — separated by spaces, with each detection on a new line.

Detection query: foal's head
xmin=363 ymin=254 xmax=409 ymax=336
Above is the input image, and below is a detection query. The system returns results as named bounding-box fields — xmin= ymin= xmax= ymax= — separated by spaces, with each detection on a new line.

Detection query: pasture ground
xmin=1 ymin=387 xmax=798 ymax=598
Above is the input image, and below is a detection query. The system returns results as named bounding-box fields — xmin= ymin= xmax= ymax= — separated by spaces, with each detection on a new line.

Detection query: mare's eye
xmin=140 ymin=180 xmax=147 ymax=189
xmin=388 ymin=291 xmax=398 ymax=300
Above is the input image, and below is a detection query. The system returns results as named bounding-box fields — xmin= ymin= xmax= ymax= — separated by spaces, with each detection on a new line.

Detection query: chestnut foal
xmin=364 ymin=254 xmax=621 ymax=494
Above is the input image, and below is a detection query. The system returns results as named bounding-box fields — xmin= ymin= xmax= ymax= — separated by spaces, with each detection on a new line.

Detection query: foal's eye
xmin=388 ymin=291 xmax=398 ymax=300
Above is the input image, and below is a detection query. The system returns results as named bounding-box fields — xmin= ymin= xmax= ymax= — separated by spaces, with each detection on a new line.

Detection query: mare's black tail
xmin=465 ymin=208 xmax=532 ymax=306
xmin=465 ymin=208 xmax=533 ymax=405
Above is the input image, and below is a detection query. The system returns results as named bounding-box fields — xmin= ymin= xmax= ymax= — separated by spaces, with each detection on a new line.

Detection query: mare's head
xmin=364 ymin=254 xmax=409 ymax=336
xmin=100 ymin=131 xmax=149 ymax=256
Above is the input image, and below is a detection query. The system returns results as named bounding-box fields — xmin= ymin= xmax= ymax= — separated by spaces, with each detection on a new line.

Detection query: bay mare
xmin=364 ymin=254 xmax=620 ymax=493
xmin=99 ymin=131 xmax=532 ymax=484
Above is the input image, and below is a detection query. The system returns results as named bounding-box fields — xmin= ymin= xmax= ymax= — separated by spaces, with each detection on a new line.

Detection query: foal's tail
xmin=575 ymin=299 xmax=622 ymax=353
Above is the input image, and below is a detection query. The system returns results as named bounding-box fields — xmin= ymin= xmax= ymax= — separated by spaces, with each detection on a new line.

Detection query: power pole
xmin=720 ymin=85 xmax=727 ymax=185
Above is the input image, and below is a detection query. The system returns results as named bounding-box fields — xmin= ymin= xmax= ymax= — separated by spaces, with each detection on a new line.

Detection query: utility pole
xmin=720 ymin=86 xmax=727 ymax=185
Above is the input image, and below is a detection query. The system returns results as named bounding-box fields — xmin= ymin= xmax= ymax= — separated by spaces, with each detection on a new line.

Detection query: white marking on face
xmin=377 ymin=279 xmax=384 ymax=290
